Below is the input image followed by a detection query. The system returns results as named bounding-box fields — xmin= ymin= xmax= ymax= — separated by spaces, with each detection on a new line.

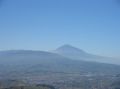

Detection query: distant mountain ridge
xmin=54 ymin=44 xmax=120 ymax=65
xmin=0 ymin=45 xmax=120 ymax=66
xmin=0 ymin=50 xmax=70 ymax=65
xmin=0 ymin=46 xmax=120 ymax=79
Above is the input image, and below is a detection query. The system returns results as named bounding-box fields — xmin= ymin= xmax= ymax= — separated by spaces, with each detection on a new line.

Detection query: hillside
xmin=54 ymin=44 xmax=120 ymax=65
xmin=0 ymin=50 xmax=120 ymax=78
xmin=0 ymin=49 xmax=120 ymax=89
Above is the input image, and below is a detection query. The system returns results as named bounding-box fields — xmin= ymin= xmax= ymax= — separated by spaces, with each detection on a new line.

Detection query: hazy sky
xmin=0 ymin=0 xmax=120 ymax=58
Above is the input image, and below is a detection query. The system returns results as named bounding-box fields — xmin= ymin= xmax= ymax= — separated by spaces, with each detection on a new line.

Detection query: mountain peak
xmin=55 ymin=44 xmax=86 ymax=54
xmin=58 ymin=44 xmax=75 ymax=49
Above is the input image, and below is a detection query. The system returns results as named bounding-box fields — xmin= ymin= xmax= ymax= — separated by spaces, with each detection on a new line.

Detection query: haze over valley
xmin=0 ymin=45 xmax=120 ymax=89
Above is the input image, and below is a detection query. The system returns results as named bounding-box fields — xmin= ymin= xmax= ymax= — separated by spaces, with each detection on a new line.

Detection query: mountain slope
xmin=0 ymin=50 xmax=120 ymax=78
xmin=0 ymin=50 xmax=68 ymax=65
xmin=54 ymin=44 xmax=120 ymax=65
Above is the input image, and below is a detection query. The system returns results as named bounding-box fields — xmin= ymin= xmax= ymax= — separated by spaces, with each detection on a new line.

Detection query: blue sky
xmin=0 ymin=0 xmax=120 ymax=58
